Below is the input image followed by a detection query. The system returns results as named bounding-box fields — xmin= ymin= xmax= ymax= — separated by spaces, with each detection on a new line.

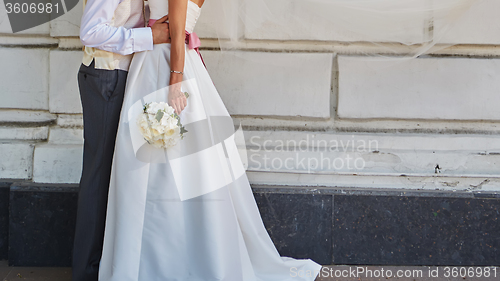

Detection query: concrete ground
xmin=1 ymin=261 xmax=498 ymax=281
xmin=0 ymin=261 xmax=71 ymax=281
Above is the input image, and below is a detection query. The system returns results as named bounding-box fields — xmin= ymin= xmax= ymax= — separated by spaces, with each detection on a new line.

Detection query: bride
xmin=98 ymin=0 xmax=322 ymax=280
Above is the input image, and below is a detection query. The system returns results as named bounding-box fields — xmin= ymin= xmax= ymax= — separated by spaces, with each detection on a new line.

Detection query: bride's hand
xmin=168 ymin=83 xmax=187 ymax=115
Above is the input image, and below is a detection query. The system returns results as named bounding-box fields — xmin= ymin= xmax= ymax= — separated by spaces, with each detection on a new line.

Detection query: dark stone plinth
xmin=0 ymin=182 xmax=11 ymax=260
xmin=2 ymin=181 xmax=499 ymax=267
xmin=333 ymin=195 xmax=500 ymax=266
xmin=9 ymin=183 xmax=78 ymax=266
xmin=254 ymin=192 xmax=332 ymax=265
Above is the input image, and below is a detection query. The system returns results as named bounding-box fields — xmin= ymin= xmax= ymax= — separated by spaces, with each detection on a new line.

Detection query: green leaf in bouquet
xmin=171 ymin=111 xmax=188 ymax=138
xmin=180 ymin=126 xmax=188 ymax=134
xmin=143 ymin=103 xmax=150 ymax=113
xmin=156 ymin=110 xmax=164 ymax=122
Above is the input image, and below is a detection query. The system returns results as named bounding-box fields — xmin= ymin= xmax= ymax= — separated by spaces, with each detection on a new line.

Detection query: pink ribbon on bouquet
xmin=148 ymin=19 xmax=206 ymax=68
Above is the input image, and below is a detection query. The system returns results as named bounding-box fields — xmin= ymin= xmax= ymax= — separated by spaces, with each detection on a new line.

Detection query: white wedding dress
xmin=98 ymin=1 xmax=322 ymax=280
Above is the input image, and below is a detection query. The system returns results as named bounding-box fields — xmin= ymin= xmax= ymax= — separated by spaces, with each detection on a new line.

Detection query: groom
xmin=72 ymin=0 xmax=170 ymax=280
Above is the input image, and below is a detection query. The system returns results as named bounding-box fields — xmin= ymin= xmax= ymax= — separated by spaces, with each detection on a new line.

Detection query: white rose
xmin=151 ymin=125 xmax=162 ymax=136
xmin=168 ymin=117 xmax=178 ymax=129
xmin=164 ymin=125 xmax=180 ymax=137
xmin=147 ymin=113 xmax=156 ymax=123
xmin=160 ymin=115 xmax=170 ymax=126
xmin=146 ymin=103 xmax=157 ymax=114
xmin=137 ymin=114 xmax=154 ymax=141
xmin=165 ymin=105 xmax=175 ymax=116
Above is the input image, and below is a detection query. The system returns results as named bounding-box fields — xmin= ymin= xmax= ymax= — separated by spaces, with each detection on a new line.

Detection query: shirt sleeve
xmin=80 ymin=0 xmax=154 ymax=55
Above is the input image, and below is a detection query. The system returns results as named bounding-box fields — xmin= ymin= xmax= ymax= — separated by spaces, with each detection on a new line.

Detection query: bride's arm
xmin=168 ymin=0 xmax=189 ymax=115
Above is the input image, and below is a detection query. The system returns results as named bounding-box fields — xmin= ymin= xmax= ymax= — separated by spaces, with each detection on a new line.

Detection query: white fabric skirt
xmin=98 ymin=43 xmax=322 ymax=281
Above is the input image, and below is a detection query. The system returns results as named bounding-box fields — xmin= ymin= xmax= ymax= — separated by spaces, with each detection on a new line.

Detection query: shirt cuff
xmin=133 ymin=27 xmax=154 ymax=52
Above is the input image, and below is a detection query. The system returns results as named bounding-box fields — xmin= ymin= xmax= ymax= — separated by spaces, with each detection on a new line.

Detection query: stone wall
xmin=0 ymin=0 xmax=499 ymax=266
xmin=1 ymin=0 xmax=499 ymax=190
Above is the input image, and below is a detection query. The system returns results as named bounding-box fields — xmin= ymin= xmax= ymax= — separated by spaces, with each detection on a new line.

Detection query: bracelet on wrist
xmin=170 ymin=70 xmax=183 ymax=75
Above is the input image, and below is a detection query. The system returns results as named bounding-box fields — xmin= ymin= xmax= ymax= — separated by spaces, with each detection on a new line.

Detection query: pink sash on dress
xmin=148 ymin=19 xmax=206 ymax=68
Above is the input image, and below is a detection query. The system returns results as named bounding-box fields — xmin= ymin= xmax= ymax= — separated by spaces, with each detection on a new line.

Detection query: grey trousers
xmin=72 ymin=60 xmax=128 ymax=281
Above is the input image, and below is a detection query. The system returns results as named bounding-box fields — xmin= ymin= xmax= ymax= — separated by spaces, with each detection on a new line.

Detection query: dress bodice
xmin=148 ymin=0 xmax=201 ymax=33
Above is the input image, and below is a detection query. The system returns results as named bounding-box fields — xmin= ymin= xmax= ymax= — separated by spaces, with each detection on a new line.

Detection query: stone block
xmin=0 ymin=3 xmax=49 ymax=34
xmin=0 ymin=126 xmax=48 ymax=140
xmin=0 ymin=109 xmax=56 ymax=123
xmin=49 ymin=1 xmax=82 ymax=37
xmin=243 ymin=0 xmax=425 ymax=44
xmin=338 ymin=56 xmax=500 ymax=120
xmin=254 ymin=192 xmax=333 ymax=265
xmin=48 ymin=127 xmax=83 ymax=144
xmin=333 ymin=195 xmax=500 ymax=265
xmin=0 ymin=143 xmax=34 ymax=179
xmin=33 ymin=144 xmax=83 ymax=184
xmin=8 ymin=182 xmax=78 ymax=266
xmin=0 ymin=48 xmax=49 ymax=110
xmin=194 ymin=0 xmax=222 ymax=39
xmin=49 ymin=50 xmax=83 ymax=114
xmin=0 ymin=182 xmax=10 ymax=260
xmin=437 ymin=0 xmax=500 ymax=45
xmin=203 ymin=51 xmax=332 ymax=118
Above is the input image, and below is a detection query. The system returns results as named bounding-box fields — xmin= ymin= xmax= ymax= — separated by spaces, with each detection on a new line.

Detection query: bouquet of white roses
xmin=136 ymin=97 xmax=188 ymax=149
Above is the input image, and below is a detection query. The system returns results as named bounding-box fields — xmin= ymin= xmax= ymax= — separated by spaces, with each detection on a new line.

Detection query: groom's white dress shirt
xmin=80 ymin=0 xmax=153 ymax=71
